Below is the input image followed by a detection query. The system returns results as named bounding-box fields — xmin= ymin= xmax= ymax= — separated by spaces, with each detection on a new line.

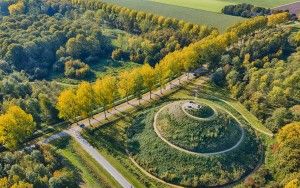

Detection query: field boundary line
xmin=272 ymin=1 xmax=300 ymax=9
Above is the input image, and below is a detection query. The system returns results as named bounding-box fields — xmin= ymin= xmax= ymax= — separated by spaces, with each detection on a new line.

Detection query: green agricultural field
xmin=150 ymin=0 xmax=235 ymax=12
xmin=149 ymin=0 xmax=298 ymax=12
xmin=102 ymin=0 xmax=245 ymax=32
xmin=221 ymin=0 xmax=297 ymax=8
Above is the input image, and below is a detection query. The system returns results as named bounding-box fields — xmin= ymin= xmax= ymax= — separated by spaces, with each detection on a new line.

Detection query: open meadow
xmin=221 ymin=0 xmax=298 ymax=8
xmin=150 ymin=0 xmax=235 ymax=12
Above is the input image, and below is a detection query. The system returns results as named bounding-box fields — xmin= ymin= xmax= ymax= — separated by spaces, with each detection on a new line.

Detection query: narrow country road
xmin=65 ymin=129 xmax=133 ymax=188
xmin=42 ymin=73 xmax=195 ymax=188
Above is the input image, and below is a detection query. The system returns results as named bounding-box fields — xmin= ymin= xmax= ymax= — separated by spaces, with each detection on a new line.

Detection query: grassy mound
xmin=156 ymin=101 xmax=242 ymax=153
xmin=127 ymin=101 xmax=262 ymax=187
xmin=183 ymin=102 xmax=215 ymax=118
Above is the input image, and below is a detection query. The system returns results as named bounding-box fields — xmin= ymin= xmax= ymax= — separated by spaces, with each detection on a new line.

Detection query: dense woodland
xmin=0 ymin=0 xmax=214 ymax=149
xmin=0 ymin=0 xmax=299 ymax=187
xmin=0 ymin=145 xmax=79 ymax=187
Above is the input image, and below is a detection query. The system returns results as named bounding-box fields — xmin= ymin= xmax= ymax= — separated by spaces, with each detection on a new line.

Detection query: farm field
xmin=102 ymin=0 xmax=245 ymax=32
xmin=221 ymin=0 xmax=298 ymax=8
xmin=150 ymin=0 xmax=235 ymax=12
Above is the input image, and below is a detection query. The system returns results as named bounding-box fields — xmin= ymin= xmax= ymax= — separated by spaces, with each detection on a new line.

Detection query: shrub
xmin=64 ymin=60 xmax=90 ymax=79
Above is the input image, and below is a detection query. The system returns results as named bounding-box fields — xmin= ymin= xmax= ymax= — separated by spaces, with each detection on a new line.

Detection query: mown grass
xmin=151 ymin=0 xmax=235 ymax=13
xmin=102 ymin=0 xmax=245 ymax=32
xmin=50 ymin=137 xmax=122 ymax=188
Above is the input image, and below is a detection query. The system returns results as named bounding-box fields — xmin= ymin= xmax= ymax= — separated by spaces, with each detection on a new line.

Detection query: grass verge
xmin=50 ymin=137 xmax=122 ymax=188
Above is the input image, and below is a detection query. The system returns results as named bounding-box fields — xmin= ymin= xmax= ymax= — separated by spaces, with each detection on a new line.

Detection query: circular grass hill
xmin=127 ymin=99 xmax=262 ymax=187
xmin=155 ymin=101 xmax=243 ymax=154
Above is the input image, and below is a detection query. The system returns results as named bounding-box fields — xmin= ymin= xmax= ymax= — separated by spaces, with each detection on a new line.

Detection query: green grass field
xmin=150 ymin=0 xmax=234 ymax=12
xmin=150 ymin=0 xmax=297 ymax=12
xmin=221 ymin=0 xmax=298 ymax=8
xmin=102 ymin=0 xmax=245 ymax=32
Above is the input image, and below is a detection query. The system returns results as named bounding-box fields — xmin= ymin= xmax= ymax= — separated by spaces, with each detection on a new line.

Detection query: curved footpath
xmin=153 ymin=100 xmax=245 ymax=156
xmin=41 ymin=74 xmax=194 ymax=188
xmin=181 ymin=101 xmax=218 ymax=121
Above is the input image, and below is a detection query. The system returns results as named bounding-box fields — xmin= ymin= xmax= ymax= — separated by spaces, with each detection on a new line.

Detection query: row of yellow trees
xmin=57 ymin=63 xmax=175 ymax=124
xmin=56 ymin=12 xmax=289 ymax=124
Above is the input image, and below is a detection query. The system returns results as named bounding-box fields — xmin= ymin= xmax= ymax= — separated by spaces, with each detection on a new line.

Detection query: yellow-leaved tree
xmin=0 ymin=105 xmax=35 ymax=150
xmin=56 ymin=89 xmax=80 ymax=123
xmin=132 ymin=68 xmax=144 ymax=104
xmin=94 ymin=75 xmax=118 ymax=118
xmin=76 ymin=82 xmax=97 ymax=125
xmin=140 ymin=63 xmax=156 ymax=99
xmin=154 ymin=62 xmax=169 ymax=94
xmin=118 ymin=70 xmax=135 ymax=103
xmin=8 ymin=1 xmax=25 ymax=15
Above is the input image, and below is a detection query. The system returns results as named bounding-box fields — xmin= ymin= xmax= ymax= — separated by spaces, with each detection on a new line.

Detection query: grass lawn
xmin=102 ymin=0 xmax=245 ymax=32
xmin=51 ymin=59 xmax=140 ymax=85
xmin=50 ymin=137 xmax=122 ymax=188
xmin=221 ymin=0 xmax=298 ymax=8
xmin=150 ymin=0 xmax=235 ymax=13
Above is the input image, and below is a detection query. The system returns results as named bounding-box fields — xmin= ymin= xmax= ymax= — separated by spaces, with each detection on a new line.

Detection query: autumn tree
xmin=0 ymin=105 xmax=35 ymax=150
xmin=56 ymin=89 xmax=80 ymax=123
xmin=154 ymin=62 xmax=168 ymax=94
xmin=118 ymin=70 xmax=135 ymax=103
xmin=132 ymin=68 xmax=144 ymax=104
xmin=76 ymin=82 xmax=97 ymax=125
xmin=8 ymin=1 xmax=25 ymax=15
xmin=271 ymin=122 xmax=300 ymax=185
xmin=140 ymin=64 xmax=156 ymax=99
xmin=94 ymin=75 xmax=118 ymax=118
xmin=268 ymin=12 xmax=289 ymax=26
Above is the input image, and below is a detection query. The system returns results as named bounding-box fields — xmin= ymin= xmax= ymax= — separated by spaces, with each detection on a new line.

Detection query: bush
xmin=111 ymin=49 xmax=129 ymax=61
xmin=64 ymin=60 xmax=91 ymax=79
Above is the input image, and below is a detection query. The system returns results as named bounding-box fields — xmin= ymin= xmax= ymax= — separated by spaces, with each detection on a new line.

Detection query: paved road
xmin=42 ymin=73 xmax=194 ymax=188
xmin=65 ymin=129 xmax=133 ymax=188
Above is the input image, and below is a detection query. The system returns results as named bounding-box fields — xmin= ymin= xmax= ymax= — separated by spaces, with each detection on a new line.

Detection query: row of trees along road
xmin=0 ymin=12 xmax=288 ymax=150
xmin=56 ymin=12 xmax=289 ymax=124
